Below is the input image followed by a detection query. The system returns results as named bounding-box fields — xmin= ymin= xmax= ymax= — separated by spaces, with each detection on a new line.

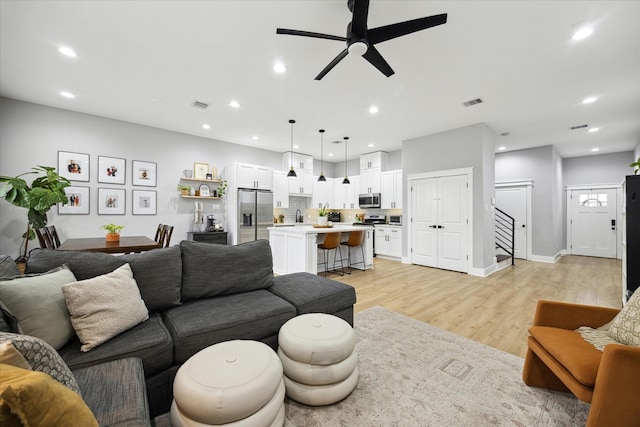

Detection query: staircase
xmin=495 ymin=207 xmax=515 ymax=266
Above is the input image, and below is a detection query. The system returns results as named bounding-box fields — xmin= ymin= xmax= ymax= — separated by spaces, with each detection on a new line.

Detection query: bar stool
xmin=317 ymin=232 xmax=344 ymax=276
xmin=340 ymin=230 xmax=366 ymax=274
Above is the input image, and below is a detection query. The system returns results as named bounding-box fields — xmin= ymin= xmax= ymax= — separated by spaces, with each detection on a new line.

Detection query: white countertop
xmin=268 ymin=223 xmax=373 ymax=234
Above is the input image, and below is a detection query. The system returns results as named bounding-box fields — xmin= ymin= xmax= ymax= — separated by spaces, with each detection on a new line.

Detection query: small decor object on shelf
xmin=177 ymin=184 xmax=191 ymax=196
xmin=211 ymin=166 xmax=218 ymax=179
xmin=101 ymin=223 xmax=124 ymax=242
xmin=217 ymin=180 xmax=228 ymax=198
xmin=183 ymin=169 xmax=193 ymax=179
xmin=194 ymin=162 xmax=208 ymax=180
xmin=199 ymin=184 xmax=210 ymax=197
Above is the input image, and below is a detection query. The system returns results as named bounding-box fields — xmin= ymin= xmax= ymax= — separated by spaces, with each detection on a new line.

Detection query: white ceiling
xmin=1 ymin=1 xmax=639 ymax=162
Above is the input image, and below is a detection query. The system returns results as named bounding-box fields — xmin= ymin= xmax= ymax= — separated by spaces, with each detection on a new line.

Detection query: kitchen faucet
xmin=296 ymin=209 xmax=303 ymax=223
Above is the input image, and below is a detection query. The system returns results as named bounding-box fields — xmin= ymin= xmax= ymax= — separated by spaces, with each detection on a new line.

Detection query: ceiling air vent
xmin=463 ymin=98 xmax=483 ymax=107
xmin=192 ymin=100 xmax=210 ymax=110
xmin=570 ymin=124 xmax=588 ymax=130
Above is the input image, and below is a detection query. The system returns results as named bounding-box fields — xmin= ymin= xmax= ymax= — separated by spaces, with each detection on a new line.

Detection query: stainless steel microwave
xmin=359 ymin=193 xmax=381 ymax=208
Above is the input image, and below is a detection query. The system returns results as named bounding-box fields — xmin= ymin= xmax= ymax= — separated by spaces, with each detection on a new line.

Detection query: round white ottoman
xmin=171 ymin=340 xmax=284 ymax=426
xmin=278 ymin=313 xmax=358 ymax=406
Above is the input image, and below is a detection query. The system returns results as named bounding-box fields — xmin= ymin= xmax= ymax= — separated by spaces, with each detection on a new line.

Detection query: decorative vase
xmin=318 ymin=216 xmax=328 ymax=225
xmin=180 ymin=189 xmax=188 ymax=196
xmin=105 ymin=233 xmax=120 ymax=242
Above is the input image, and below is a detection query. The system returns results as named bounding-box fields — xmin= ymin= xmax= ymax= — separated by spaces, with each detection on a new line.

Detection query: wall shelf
xmin=180 ymin=177 xmax=223 ymax=184
xmin=180 ymin=195 xmax=222 ymax=200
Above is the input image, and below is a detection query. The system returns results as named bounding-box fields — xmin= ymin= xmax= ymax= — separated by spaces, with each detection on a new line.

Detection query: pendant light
xmin=287 ymin=119 xmax=297 ymax=178
xmin=317 ymin=129 xmax=326 ymax=182
xmin=342 ymin=136 xmax=350 ymax=184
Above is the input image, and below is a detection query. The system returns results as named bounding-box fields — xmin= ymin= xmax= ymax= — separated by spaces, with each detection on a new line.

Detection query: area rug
xmin=154 ymin=307 xmax=589 ymax=426
xmin=284 ymin=306 xmax=589 ymax=426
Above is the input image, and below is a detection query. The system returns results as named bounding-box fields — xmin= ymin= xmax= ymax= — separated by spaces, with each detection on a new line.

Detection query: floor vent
xmin=192 ymin=100 xmax=210 ymax=110
xmin=463 ymin=98 xmax=483 ymax=107
xmin=570 ymin=124 xmax=588 ymax=130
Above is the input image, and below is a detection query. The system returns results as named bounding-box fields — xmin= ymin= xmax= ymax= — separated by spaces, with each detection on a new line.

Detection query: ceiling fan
xmin=276 ymin=0 xmax=447 ymax=80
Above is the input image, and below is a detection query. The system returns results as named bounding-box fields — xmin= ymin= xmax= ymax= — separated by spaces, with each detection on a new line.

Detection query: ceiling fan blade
xmin=277 ymin=28 xmax=346 ymax=42
xmin=367 ymin=13 xmax=447 ymax=45
xmin=362 ymin=45 xmax=394 ymax=77
xmin=350 ymin=0 xmax=370 ymax=35
xmin=315 ymin=49 xmax=349 ymax=80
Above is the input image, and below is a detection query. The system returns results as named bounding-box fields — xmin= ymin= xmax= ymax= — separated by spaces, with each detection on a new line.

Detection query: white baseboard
xmin=529 ymin=251 xmax=563 ymax=263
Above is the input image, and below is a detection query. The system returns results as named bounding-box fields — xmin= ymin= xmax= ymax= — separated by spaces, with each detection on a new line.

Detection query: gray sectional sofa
xmin=0 ymin=240 xmax=356 ymax=424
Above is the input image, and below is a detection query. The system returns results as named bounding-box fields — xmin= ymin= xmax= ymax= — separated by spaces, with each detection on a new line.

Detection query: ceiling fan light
xmin=348 ymin=41 xmax=368 ymax=56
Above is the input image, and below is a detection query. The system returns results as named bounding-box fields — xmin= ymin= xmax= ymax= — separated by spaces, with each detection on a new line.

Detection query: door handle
xmin=437 ymin=225 xmax=444 ymax=229
xmin=429 ymin=225 xmax=437 ymax=228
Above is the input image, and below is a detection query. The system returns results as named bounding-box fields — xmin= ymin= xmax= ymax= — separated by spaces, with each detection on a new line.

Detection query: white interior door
xmin=411 ymin=175 xmax=468 ymax=273
xmin=570 ymin=189 xmax=617 ymax=258
xmin=495 ymin=187 xmax=527 ymax=259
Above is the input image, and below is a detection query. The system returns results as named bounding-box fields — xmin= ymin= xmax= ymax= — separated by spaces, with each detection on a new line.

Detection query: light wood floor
xmin=329 ymin=255 xmax=622 ymax=358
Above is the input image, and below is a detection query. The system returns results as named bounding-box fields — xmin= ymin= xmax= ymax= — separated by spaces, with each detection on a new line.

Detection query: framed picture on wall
xmin=98 ymin=156 xmax=126 ymax=185
xmin=58 ymin=186 xmax=90 ymax=215
xmin=58 ymin=151 xmax=90 ymax=182
xmin=97 ymin=188 xmax=125 ymax=215
xmin=132 ymin=160 xmax=156 ymax=187
xmin=194 ymin=162 xmax=208 ymax=180
xmin=132 ymin=190 xmax=156 ymax=215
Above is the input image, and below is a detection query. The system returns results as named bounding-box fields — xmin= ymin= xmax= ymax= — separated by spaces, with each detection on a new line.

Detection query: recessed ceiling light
xmin=368 ymin=143 xmax=374 ymax=147
xmin=369 ymin=106 xmax=379 ymax=114
xmin=202 ymin=124 xmax=210 ymax=130
xmin=60 ymin=91 xmax=75 ymax=99
xmin=498 ymin=146 xmax=506 ymax=151
xmin=328 ymin=153 xmax=334 ymax=157
xmin=252 ymin=136 xmax=259 ymax=140
xmin=591 ymin=148 xmax=600 ymax=152
xmin=588 ymin=127 xmax=600 ymax=133
xmin=229 ymin=101 xmax=240 ymax=108
xmin=582 ymin=96 xmax=597 ymax=104
xmin=274 ymin=62 xmax=286 ymax=73
xmin=58 ymin=46 xmax=77 ymax=57
xmin=293 ymin=144 xmax=299 ymax=149
xmin=151 ymin=97 xmax=162 ymax=102
xmin=572 ymin=27 xmax=593 ymax=41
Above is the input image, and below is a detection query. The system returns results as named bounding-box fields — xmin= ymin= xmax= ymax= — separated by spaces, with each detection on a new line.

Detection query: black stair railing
xmin=495 ymin=207 xmax=515 ymax=266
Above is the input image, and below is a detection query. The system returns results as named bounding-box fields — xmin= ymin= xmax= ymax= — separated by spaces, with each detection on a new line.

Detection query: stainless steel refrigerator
xmin=237 ymin=189 xmax=274 ymax=244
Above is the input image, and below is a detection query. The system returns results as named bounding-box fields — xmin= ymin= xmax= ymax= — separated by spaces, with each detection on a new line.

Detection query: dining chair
xmin=317 ymin=232 xmax=344 ymax=277
xmin=340 ymin=229 xmax=366 ymax=274
xmin=154 ymin=224 xmax=166 ymax=244
xmin=162 ymin=225 xmax=174 ymax=247
xmin=35 ymin=227 xmax=55 ymax=249
xmin=46 ymin=225 xmax=61 ymax=248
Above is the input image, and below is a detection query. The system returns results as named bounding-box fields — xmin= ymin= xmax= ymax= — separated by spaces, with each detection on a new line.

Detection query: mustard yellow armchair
xmin=523 ymin=300 xmax=640 ymax=427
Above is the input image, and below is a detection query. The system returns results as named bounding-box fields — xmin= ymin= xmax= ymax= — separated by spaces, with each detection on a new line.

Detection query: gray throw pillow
xmin=0 ymin=255 xmax=20 ymax=279
xmin=0 ymin=265 xmax=77 ymax=349
xmin=0 ymin=332 xmax=81 ymax=395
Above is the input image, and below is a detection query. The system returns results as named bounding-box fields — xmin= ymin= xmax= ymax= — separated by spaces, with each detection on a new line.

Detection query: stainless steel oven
xmin=359 ymin=193 xmax=381 ymax=208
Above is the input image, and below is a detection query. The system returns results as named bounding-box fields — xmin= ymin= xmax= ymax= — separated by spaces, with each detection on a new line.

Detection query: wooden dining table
xmin=57 ymin=236 xmax=161 ymax=254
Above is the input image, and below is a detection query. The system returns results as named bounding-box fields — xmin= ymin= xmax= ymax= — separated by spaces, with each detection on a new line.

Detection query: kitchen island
xmin=269 ymin=224 xmax=374 ymax=275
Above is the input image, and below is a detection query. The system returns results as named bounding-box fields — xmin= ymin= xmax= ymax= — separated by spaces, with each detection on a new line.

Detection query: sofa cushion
xmin=0 ymin=255 xmax=19 ymax=279
xmin=25 ymin=247 xmax=182 ymax=313
xmin=529 ymin=326 xmax=602 ymax=387
xmin=0 ymin=265 xmax=77 ymax=349
xmin=180 ymin=240 xmax=274 ymax=302
xmin=163 ymin=289 xmax=296 ymax=364
xmin=270 ymin=272 xmax=357 ymax=318
xmin=73 ymin=358 xmax=150 ymax=427
xmin=62 ymin=264 xmax=149 ymax=352
xmin=0 ymin=332 xmax=81 ymax=395
xmin=58 ymin=313 xmax=173 ymax=378
xmin=0 ymin=341 xmax=31 ymax=370
xmin=0 ymin=364 xmax=98 ymax=427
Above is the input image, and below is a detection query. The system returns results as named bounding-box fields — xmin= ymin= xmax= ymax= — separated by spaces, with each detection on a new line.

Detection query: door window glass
xmin=580 ymin=193 xmax=607 ymax=207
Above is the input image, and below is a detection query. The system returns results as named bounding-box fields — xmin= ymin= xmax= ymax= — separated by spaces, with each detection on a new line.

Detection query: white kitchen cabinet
xmin=375 ymin=225 xmax=402 ymax=259
xmin=381 ymin=169 xmax=403 ymax=209
xmin=273 ymin=170 xmax=289 ymax=208
xmin=235 ymin=162 xmax=273 ymax=190
xmin=360 ymin=152 xmax=388 ymax=170
xmin=313 ymin=177 xmax=333 ymax=209
xmin=360 ymin=168 xmax=381 ymax=194
xmin=288 ymin=169 xmax=313 ymax=196
xmin=333 ymin=176 xmax=359 ymax=209
xmin=283 ymin=152 xmax=314 ymax=172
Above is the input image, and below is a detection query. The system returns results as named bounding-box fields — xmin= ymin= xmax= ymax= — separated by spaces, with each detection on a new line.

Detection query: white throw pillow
xmin=608 ymin=290 xmax=640 ymax=347
xmin=0 ymin=265 xmax=77 ymax=349
xmin=62 ymin=263 xmax=149 ymax=352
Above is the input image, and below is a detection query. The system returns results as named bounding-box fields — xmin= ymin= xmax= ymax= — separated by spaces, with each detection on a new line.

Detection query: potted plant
xmin=630 ymin=157 xmax=640 ymax=175
xmin=318 ymin=204 xmax=329 ymax=225
xmin=101 ymin=223 xmax=124 ymax=242
xmin=0 ymin=166 xmax=71 ymax=262
xmin=177 ymin=184 xmax=192 ymax=196
xmin=217 ymin=180 xmax=228 ymax=198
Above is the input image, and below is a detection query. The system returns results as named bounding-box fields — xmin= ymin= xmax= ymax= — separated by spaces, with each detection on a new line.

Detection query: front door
xmin=570 ymin=188 xmax=617 ymax=258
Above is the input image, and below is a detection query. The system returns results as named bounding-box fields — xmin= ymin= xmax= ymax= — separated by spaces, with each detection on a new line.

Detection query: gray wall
xmin=403 ymin=123 xmax=496 ymax=271
xmin=0 ymin=98 xmax=285 ymax=257
xmin=563 ymin=151 xmax=633 ymax=186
